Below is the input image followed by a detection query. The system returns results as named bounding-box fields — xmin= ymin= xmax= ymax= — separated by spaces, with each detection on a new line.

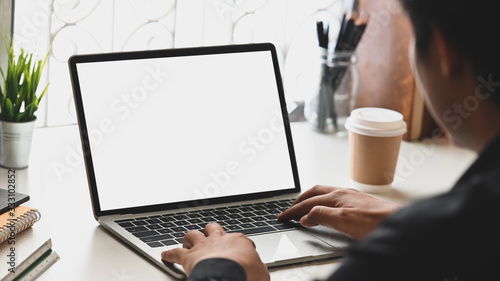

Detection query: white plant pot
xmin=0 ymin=119 xmax=36 ymax=169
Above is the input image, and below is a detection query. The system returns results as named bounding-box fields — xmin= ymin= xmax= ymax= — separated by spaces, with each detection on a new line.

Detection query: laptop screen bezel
xmin=68 ymin=43 xmax=301 ymax=220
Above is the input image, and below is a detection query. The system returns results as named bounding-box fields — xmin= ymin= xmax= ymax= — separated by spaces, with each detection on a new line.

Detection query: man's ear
xmin=433 ymin=26 xmax=460 ymax=78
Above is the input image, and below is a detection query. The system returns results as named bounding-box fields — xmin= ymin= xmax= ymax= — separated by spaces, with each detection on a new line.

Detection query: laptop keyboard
xmin=115 ymin=198 xmax=300 ymax=248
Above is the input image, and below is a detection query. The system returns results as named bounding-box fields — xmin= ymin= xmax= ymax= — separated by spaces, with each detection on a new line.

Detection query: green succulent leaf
xmin=4 ymin=98 xmax=14 ymax=121
xmin=0 ymin=42 xmax=50 ymax=122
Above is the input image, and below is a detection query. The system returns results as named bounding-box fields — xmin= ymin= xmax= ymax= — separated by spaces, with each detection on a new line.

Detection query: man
xmin=162 ymin=0 xmax=500 ymax=280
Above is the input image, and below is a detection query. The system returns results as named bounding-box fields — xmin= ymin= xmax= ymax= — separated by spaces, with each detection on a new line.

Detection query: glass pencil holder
xmin=304 ymin=50 xmax=360 ymax=135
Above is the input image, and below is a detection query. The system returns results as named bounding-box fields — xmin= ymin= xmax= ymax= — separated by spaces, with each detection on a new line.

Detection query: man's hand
xmin=161 ymin=223 xmax=270 ymax=281
xmin=277 ymin=185 xmax=402 ymax=240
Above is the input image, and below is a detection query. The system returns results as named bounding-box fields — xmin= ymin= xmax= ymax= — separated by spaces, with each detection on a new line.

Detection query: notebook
xmin=68 ymin=43 xmax=352 ymax=279
xmin=1 ymin=206 xmax=41 ymax=244
xmin=0 ymin=188 xmax=30 ymax=215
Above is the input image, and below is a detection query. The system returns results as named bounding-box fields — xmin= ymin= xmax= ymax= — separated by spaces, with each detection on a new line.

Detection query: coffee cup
xmin=344 ymin=107 xmax=407 ymax=193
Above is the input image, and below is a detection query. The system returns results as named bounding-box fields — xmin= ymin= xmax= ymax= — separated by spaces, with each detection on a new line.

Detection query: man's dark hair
xmin=400 ymin=0 xmax=500 ymax=100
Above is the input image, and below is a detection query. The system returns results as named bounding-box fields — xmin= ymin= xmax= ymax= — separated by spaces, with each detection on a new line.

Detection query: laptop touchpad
xmin=250 ymin=230 xmax=338 ymax=265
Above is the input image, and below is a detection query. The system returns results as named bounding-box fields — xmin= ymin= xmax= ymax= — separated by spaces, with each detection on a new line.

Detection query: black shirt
xmin=188 ymin=258 xmax=247 ymax=281
xmin=188 ymin=134 xmax=500 ymax=281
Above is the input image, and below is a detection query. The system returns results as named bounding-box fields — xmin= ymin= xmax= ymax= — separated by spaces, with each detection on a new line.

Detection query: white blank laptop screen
xmin=75 ymin=50 xmax=295 ymax=211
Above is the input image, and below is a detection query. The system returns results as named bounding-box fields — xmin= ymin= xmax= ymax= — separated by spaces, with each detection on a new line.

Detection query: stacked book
xmin=0 ymin=189 xmax=40 ymax=244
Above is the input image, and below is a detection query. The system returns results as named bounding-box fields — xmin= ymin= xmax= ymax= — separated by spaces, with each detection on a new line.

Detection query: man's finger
xmin=291 ymin=185 xmax=339 ymax=206
xmin=301 ymin=205 xmax=344 ymax=230
xmin=161 ymin=247 xmax=189 ymax=264
xmin=204 ymin=222 xmax=225 ymax=236
xmin=183 ymin=230 xmax=205 ymax=249
xmin=277 ymin=193 xmax=335 ymax=221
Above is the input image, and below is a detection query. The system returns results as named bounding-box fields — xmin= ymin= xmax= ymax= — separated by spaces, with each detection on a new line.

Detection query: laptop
xmin=68 ymin=43 xmax=352 ymax=279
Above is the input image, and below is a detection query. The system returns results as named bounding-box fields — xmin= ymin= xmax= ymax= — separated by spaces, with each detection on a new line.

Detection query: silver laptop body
xmin=69 ymin=43 xmax=351 ymax=279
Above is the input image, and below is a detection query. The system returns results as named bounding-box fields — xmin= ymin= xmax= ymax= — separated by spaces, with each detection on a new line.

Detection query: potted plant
xmin=0 ymin=43 xmax=49 ymax=169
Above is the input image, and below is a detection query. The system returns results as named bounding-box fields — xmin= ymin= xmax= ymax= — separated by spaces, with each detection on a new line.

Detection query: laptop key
xmin=188 ymin=218 xmax=203 ymax=224
xmin=252 ymin=205 xmax=266 ymax=211
xmin=240 ymin=223 xmax=254 ymax=229
xmin=125 ymin=226 xmax=149 ymax=233
xmin=172 ymin=232 xmax=186 ymax=238
xmin=147 ymin=224 xmax=162 ymax=230
xmin=227 ymin=214 xmax=243 ymax=219
xmin=171 ymin=226 xmax=187 ymax=232
xmin=277 ymin=202 xmax=291 ymax=207
xmin=115 ymin=218 xmax=134 ymax=223
xmin=160 ymin=222 xmax=175 ymax=228
xmin=266 ymin=220 xmax=282 ymax=226
xmin=159 ymin=217 xmax=174 ymax=223
xmin=147 ymin=242 xmax=164 ymax=248
xmin=118 ymin=222 xmax=134 ymax=228
xmin=200 ymin=217 xmax=215 ymax=223
xmin=140 ymin=234 xmax=175 ymax=243
xmin=240 ymin=212 xmax=255 ymax=217
xmin=157 ymin=229 xmax=173 ymax=234
xmin=187 ymin=213 xmax=202 ymax=218
xmin=226 ymin=225 xmax=242 ymax=231
xmin=214 ymin=215 xmax=230 ymax=221
xmin=132 ymin=221 xmax=148 ymax=226
xmin=146 ymin=219 xmax=162 ymax=224
xmin=200 ymin=211 xmax=216 ymax=217
xmin=185 ymin=225 xmax=199 ymax=230
xmin=264 ymin=204 xmax=280 ymax=209
xmin=173 ymin=215 xmax=189 ymax=220
xmin=132 ymin=230 xmax=159 ymax=238
xmin=162 ymin=239 xmax=178 ymax=246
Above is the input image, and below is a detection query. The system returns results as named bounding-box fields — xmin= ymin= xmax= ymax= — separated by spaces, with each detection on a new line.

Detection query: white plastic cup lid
xmin=345 ymin=107 xmax=407 ymax=137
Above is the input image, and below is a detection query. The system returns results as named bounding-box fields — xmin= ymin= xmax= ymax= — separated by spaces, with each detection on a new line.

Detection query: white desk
xmin=0 ymin=122 xmax=476 ymax=280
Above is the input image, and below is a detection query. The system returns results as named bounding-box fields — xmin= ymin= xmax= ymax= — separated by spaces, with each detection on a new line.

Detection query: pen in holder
xmin=306 ymin=14 xmax=367 ymax=135
xmin=305 ymin=48 xmax=359 ymax=135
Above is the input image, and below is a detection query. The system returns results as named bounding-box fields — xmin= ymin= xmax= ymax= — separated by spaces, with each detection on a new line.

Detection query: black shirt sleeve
xmin=325 ymin=135 xmax=500 ymax=281
xmin=187 ymin=258 xmax=247 ymax=281
xmin=325 ymin=176 xmax=500 ymax=281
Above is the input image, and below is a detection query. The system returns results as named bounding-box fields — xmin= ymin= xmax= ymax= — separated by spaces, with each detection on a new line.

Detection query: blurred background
xmin=3 ymin=0 xmax=345 ymax=128
xmin=2 ymin=0 xmax=433 ymax=141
